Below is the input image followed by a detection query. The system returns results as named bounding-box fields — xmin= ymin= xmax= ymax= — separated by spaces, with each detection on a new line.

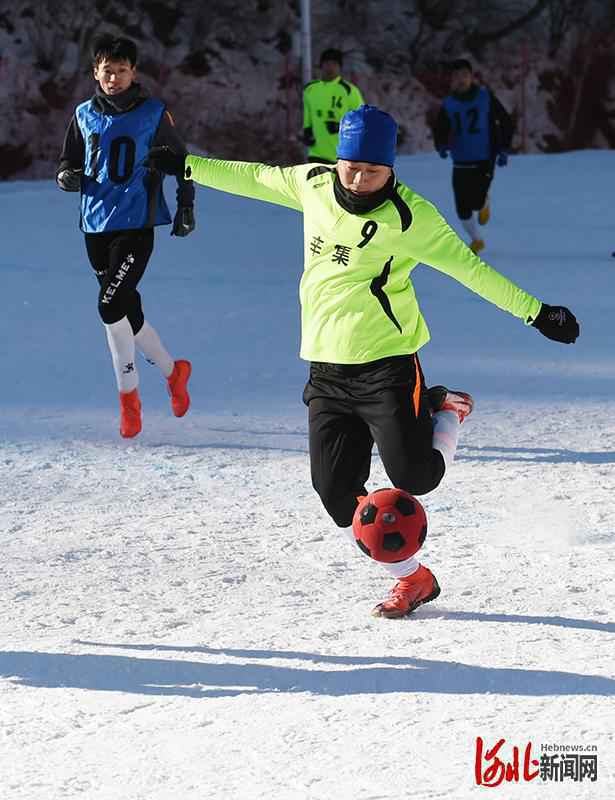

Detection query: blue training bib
xmin=443 ymin=87 xmax=492 ymax=163
xmin=76 ymin=97 xmax=172 ymax=232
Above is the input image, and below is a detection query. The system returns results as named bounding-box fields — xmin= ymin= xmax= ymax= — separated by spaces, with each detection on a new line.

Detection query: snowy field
xmin=1 ymin=150 xmax=614 ymax=799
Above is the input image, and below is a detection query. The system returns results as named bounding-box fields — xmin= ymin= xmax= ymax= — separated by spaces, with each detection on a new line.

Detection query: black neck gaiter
xmin=333 ymin=172 xmax=396 ymax=215
xmin=452 ymin=84 xmax=479 ymax=102
xmin=94 ymin=83 xmax=143 ymax=114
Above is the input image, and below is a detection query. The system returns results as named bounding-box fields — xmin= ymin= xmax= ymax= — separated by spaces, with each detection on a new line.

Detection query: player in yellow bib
xmin=302 ymin=48 xmax=364 ymax=164
xmin=148 ymin=105 xmax=579 ymax=619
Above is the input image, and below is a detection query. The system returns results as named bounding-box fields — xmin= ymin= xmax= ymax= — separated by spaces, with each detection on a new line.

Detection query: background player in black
xmin=434 ymin=59 xmax=513 ymax=254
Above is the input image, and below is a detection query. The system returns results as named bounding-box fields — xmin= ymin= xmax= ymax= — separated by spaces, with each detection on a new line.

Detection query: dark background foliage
xmin=1 ymin=0 xmax=614 ymax=178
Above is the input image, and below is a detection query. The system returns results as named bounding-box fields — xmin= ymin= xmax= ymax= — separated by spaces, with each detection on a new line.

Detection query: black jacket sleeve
xmin=57 ymin=114 xmax=85 ymax=179
xmin=489 ymin=92 xmax=514 ymax=153
xmin=433 ymin=106 xmax=451 ymax=152
xmin=153 ymin=109 xmax=195 ymax=208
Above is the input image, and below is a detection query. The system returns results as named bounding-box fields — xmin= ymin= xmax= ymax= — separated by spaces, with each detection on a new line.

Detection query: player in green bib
xmin=147 ymin=105 xmax=580 ymax=619
xmin=303 ymin=49 xmax=364 ymax=164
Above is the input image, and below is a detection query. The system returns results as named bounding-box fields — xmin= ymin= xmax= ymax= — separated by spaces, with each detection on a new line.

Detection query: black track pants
xmin=85 ymin=228 xmax=154 ymax=333
xmin=303 ymin=355 xmax=446 ymax=528
xmin=452 ymin=161 xmax=494 ymax=219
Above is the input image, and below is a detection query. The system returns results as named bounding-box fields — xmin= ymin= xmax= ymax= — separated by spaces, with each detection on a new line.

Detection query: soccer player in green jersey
xmin=302 ymin=48 xmax=364 ymax=164
xmin=147 ymin=105 xmax=579 ymax=619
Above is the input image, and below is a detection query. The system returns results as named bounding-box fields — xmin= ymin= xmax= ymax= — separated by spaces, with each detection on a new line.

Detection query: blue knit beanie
xmin=336 ymin=105 xmax=397 ymax=166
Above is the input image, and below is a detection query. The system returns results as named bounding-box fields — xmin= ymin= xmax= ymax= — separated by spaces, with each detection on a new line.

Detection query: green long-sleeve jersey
xmin=185 ymin=156 xmax=542 ymax=364
xmin=303 ymin=77 xmax=364 ymax=162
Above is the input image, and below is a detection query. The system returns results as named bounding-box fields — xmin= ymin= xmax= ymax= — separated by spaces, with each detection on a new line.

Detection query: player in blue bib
xmin=57 ymin=35 xmax=195 ymax=438
xmin=434 ymin=59 xmax=513 ymax=254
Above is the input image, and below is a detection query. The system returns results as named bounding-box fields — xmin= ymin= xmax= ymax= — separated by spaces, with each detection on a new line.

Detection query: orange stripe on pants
xmin=412 ymin=354 xmax=421 ymax=418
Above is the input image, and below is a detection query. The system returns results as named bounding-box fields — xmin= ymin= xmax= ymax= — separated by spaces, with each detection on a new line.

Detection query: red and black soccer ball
xmin=352 ymin=488 xmax=428 ymax=563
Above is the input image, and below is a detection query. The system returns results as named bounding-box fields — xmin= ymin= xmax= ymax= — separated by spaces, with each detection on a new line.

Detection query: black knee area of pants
xmin=455 ymin=201 xmax=473 ymax=220
xmin=387 ymin=450 xmax=446 ymax=497
xmin=98 ymin=298 xmax=144 ymax=332
xmin=98 ymin=300 xmax=126 ymax=325
xmin=127 ymin=308 xmax=145 ymax=334
xmin=314 ymin=483 xmax=357 ymax=528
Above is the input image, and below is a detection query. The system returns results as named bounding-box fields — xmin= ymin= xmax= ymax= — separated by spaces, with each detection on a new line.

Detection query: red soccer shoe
xmin=119 ymin=388 xmax=142 ymax=438
xmin=428 ymin=386 xmax=474 ymax=423
xmin=441 ymin=390 xmax=474 ymax=423
xmin=372 ymin=564 xmax=441 ymax=619
xmin=167 ymin=359 xmax=192 ymax=417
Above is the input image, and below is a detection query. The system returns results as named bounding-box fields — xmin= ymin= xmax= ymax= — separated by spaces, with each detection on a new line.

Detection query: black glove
xmin=57 ymin=168 xmax=82 ymax=192
xmin=303 ymin=127 xmax=315 ymax=146
xmin=171 ymin=206 xmax=195 ymax=237
xmin=147 ymin=146 xmax=187 ymax=177
xmin=530 ymin=304 xmax=579 ymax=344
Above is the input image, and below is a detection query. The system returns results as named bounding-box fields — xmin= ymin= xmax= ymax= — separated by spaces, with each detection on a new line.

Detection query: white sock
xmin=342 ymin=526 xmax=356 ymax=546
xmin=461 ymin=213 xmax=479 ymax=241
xmin=381 ymin=555 xmax=420 ymax=579
xmin=104 ymin=317 xmax=138 ymax=393
xmin=342 ymin=526 xmax=420 ymax=579
xmin=432 ymin=409 xmax=461 ymax=470
xmin=134 ymin=320 xmax=174 ymax=378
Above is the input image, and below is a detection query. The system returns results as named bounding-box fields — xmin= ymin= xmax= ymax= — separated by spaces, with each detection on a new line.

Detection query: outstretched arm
xmin=186 ymin=156 xmax=303 ymax=211
xmin=409 ymin=199 xmax=579 ymax=343
xmin=147 ymin=147 xmax=303 ymax=212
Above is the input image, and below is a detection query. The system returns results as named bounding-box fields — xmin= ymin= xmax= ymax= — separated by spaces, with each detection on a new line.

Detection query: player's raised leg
xmin=363 ymin=380 xmax=473 ymax=617
xmin=134 ymin=320 xmax=192 ymax=417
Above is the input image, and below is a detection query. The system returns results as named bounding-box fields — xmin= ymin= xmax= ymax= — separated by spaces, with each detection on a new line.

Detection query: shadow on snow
xmin=2 ymin=637 xmax=614 ymax=699
xmin=457 ymin=444 xmax=615 ymax=465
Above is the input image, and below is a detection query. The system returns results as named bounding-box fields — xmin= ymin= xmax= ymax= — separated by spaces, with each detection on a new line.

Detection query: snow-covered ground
xmin=1 ymin=151 xmax=614 ymax=799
